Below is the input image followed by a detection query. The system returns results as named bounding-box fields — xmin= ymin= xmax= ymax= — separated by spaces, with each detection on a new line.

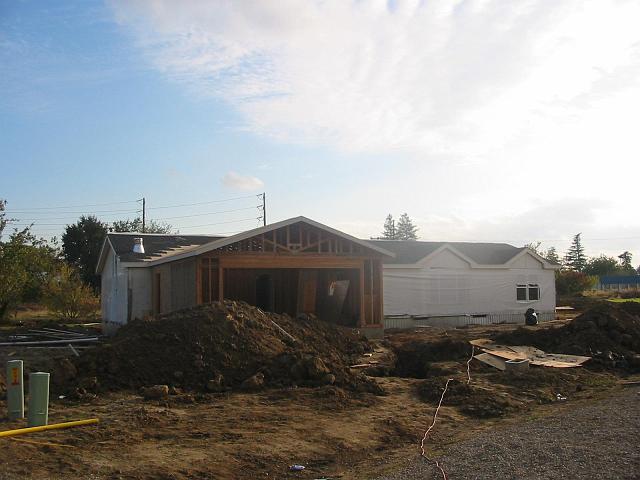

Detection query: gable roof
xmin=97 ymin=217 xmax=394 ymax=272
xmin=367 ymin=240 xmax=525 ymax=265
xmin=96 ymin=233 xmax=223 ymax=273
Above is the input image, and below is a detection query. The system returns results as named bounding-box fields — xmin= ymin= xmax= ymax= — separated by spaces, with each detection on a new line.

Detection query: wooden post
xmin=218 ymin=266 xmax=224 ymax=302
xmin=376 ymin=259 xmax=384 ymax=325
xmin=359 ymin=260 xmax=366 ymax=327
xmin=196 ymin=258 xmax=202 ymax=304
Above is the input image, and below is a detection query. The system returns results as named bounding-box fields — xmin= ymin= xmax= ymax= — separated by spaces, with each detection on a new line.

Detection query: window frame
xmin=516 ymin=283 xmax=540 ymax=302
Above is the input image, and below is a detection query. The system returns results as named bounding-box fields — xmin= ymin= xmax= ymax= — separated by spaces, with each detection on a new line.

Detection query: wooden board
xmin=474 ymin=353 xmax=507 ymax=371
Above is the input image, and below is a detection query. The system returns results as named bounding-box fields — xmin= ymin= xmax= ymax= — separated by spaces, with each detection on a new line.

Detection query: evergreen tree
xmin=544 ymin=246 xmax=560 ymax=264
xmin=396 ymin=213 xmax=419 ymax=240
xmin=381 ymin=214 xmax=397 ymax=240
xmin=564 ymin=233 xmax=587 ymax=272
xmin=618 ymin=251 xmax=635 ymax=274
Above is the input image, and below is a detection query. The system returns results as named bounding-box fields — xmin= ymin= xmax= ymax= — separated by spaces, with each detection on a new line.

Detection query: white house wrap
xmin=367 ymin=241 xmax=560 ymax=328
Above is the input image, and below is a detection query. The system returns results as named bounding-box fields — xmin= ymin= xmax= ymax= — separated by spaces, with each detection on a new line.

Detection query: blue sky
xmin=2 ymin=0 xmax=640 ymax=260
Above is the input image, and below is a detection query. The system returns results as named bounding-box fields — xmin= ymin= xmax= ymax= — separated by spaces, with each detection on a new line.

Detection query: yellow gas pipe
xmin=0 ymin=418 xmax=99 ymax=438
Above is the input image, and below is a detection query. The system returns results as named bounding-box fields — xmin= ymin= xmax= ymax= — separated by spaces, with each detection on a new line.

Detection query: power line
xmin=153 ymin=205 xmax=261 ymax=221
xmin=148 ymin=194 xmax=261 ymax=210
xmin=6 ymin=211 xmax=143 ymax=222
xmin=3 ymin=199 xmax=141 ymax=211
xmin=174 ymin=217 xmax=261 ymax=229
xmin=5 ymin=208 xmax=143 ymax=215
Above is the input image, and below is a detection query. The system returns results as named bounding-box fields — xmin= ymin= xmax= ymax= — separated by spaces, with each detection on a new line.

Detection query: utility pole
xmin=262 ymin=192 xmax=266 ymax=226
xmin=142 ymin=197 xmax=146 ymax=233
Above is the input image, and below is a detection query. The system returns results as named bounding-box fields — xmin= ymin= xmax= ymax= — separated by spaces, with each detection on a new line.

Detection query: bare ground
xmin=0 ymin=308 xmax=637 ymax=480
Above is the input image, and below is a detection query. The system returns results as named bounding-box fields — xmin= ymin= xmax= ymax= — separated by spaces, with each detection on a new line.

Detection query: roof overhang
xmin=95 ymin=236 xmax=114 ymax=274
xmin=117 ymin=216 xmax=394 ymax=268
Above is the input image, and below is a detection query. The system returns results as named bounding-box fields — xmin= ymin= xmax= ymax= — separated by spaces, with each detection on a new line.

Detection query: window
xmin=517 ymin=283 xmax=540 ymax=301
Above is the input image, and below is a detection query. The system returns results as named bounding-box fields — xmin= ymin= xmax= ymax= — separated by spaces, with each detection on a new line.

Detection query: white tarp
xmin=383 ymin=267 xmax=556 ymax=317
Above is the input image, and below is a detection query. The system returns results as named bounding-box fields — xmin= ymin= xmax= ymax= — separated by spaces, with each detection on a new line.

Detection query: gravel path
xmin=378 ymin=387 xmax=640 ymax=480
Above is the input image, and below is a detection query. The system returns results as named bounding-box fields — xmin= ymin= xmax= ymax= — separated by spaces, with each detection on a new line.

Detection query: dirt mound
xmin=392 ymin=338 xmax=472 ymax=378
xmin=416 ymin=377 xmax=514 ymax=418
xmin=495 ymin=303 xmax=640 ymax=370
xmin=56 ymin=301 xmax=381 ymax=395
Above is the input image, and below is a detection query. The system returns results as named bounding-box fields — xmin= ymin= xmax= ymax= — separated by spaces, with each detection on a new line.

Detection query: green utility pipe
xmin=6 ymin=360 xmax=24 ymax=420
xmin=0 ymin=419 xmax=99 ymax=438
xmin=27 ymin=372 xmax=50 ymax=427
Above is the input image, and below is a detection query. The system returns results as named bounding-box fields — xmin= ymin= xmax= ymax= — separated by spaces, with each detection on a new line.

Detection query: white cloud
xmin=222 ymin=171 xmax=264 ymax=191
xmin=111 ymin=0 xmax=640 ymax=257
xmin=111 ymin=0 xmax=640 ymax=157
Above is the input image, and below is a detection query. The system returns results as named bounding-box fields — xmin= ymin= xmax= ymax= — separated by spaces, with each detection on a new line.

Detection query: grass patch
xmin=608 ymin=298 xmax=640 ymax=303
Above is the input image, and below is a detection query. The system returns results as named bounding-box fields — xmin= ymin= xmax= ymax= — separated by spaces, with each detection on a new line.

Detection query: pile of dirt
xmin=391 ymin=338 xmax=472 ymax=378
xmin=416 ymin=377 xmax=515 ymax=418
xmin=495 ymin=302 xmax=640 ymax=370
xmin=55 ymin=301 xmax=381 ymax=395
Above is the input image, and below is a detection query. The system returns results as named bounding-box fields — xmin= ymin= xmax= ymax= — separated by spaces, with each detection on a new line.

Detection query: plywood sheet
xmin=470 ymin=340 xmax=590 ymax=368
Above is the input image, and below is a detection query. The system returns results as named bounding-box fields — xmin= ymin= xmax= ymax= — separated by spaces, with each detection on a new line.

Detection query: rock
xmin=306 ymin=356 xmax=330 ymax=379
xmin=79 ymin=376 xmax=99 ymax=391
xmin=141 ymin=385 xmax=169 ymax=400
xmin=241 ymin=373 xmax=264 ymax=391
xmin=168 ymin=386 xmax=183 ymax=395
xmin=206 ymin=374 xmax=225 ymax=392
xmin=320 ymin=373 xmax=336 ymax=385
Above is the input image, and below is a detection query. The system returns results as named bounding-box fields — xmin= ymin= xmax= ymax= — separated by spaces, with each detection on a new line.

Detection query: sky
xmin=1 ymin=0 xmax=640 ymax=261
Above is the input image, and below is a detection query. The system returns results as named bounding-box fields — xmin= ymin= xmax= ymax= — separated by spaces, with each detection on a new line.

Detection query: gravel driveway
xmin=378 ymin=387 xmax=640 ymax=480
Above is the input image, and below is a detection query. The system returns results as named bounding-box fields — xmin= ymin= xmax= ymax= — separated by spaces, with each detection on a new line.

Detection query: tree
xmin=544 ymin=247 xmax=560 ymax=264
xmin=524 ymin=241 xmax=542 ymax=254
xmin=381 ymin=214 xmax=397 ymax=240
xmin=0 ymin=202 xmax=58 ymax=321
xmin=583 ymin=255 xmax=622 ymax=277
xmin=42 ymin=263 xmax=99 ymax=320
xmin=396 ymin=213 xmax=419 ymax=240
xmin=62 ymin=216 xmax=108 ymax=289
xmin=111 ymin=217 xmax=173 ymax=234
xmin=618 ymin=251 xmax=636 ymax=274
xmin=555 ymin=270 xmax=596 ymax=295
xmin=564 ymin=233 xmax=587 ymax=272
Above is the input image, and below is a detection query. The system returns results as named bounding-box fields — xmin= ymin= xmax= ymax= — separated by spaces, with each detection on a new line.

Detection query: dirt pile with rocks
xmin=55 ymin=301 xmax=381 ymax=395
xmin=495 ymin=302 xmax=640 ymax=370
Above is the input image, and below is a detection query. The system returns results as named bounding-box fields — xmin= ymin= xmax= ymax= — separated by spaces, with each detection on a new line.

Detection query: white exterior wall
xmin=101 ymin=249 xmax=129 ymax=334
xmin=383 ymin=250 xmax=556 ymax=320
xmin=129 ymin=267 xmax=153 ymax=321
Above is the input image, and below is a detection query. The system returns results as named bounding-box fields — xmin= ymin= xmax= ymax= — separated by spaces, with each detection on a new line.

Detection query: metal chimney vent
xmin=132 ymin=237 xmax=145 ymax=254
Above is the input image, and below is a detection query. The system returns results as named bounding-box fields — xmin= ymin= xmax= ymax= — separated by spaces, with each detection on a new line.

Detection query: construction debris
xmin=470 ymin=339 xmax=591 ymax=370
xmin=494 ymin=302 xmax=640 ymax=370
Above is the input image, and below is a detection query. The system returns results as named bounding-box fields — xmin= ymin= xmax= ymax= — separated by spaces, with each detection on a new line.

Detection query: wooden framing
xmin=194 ymin=221 xmax=386 ymax=328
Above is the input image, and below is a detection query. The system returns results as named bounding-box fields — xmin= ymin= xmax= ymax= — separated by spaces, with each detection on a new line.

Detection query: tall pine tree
xmin=381 ymin=214 xmax=397 ymax=240
xmin=564 ymin=233 xmax=587 ymax=271
xmin=396 ymin=213 xmax=418 ymax=240
xmin=544 ymin=246 xmax=560 ymax=264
